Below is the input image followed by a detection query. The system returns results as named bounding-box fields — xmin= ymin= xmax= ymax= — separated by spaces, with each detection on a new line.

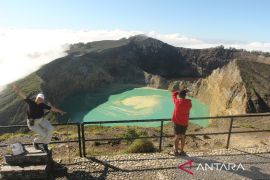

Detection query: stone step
xmin=4 ymin=146 xmax=52 ymax=166
xmin=0 ymin=164 xmax=51 ymax=179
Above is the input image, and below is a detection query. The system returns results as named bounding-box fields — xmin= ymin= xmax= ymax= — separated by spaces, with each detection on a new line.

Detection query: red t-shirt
xmin=171 ymin=91 xmax=192 ymax=126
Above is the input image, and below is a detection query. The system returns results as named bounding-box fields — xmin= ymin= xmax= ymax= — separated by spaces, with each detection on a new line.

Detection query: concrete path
xmin=55 ymin=147 xmax=270 ymax=179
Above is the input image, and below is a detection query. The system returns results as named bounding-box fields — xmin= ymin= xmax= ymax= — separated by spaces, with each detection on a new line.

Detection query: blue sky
xmin=0 ymin=0 xmax=269 ymax=42
xmin=0 ymin=0 xmax=270 ymax=88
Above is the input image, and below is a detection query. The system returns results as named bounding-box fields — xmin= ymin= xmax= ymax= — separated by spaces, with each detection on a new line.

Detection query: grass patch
xmin=53 ymin=126 xmax=79 ymax=141
xmin=126 ymin=139 xmax=156 ymax=153
xmin=240 ymin=123 xmax=255 ymax=129
xmin=115 ymin=127 xmax=150 ymax=144
xmin=0 ymin=132 xmax=31 ymax=142
xmin=84 ymin=125 xmax=109 ymax=135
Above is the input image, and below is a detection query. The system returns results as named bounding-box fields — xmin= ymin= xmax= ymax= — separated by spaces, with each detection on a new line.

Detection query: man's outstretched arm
xmin=12 ymin=84 xmax=26 ymax=99
xmin=172 ymin=91 xmax=178 ymax=104
xmin=51 ymin=107 xmax=66 ymax=116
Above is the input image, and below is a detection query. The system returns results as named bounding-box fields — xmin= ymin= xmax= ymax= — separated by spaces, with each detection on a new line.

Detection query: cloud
xmin=147 ymin=31 xmax=270 ymax=51
xmin=0 ymin=28 xmax=269 ymax=89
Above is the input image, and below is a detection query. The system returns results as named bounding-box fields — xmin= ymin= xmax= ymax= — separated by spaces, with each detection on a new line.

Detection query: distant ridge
xmin=0 ymin=35 xmax=269 ymax=126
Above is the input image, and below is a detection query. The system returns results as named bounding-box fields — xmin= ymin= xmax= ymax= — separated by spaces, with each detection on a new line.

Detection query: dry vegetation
xmin=1 ymin=117 xmax=269 ymax=165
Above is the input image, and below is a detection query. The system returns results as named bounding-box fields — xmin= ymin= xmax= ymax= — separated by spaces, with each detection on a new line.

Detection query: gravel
xmin=53 ymin=147 xmax=270 ymax=179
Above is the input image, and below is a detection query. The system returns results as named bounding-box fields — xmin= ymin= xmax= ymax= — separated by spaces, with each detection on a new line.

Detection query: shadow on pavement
xmin=51 ymin=152 xmax=270 ymax=179
xmin=53 ymin=159 xmax=110 ymax=180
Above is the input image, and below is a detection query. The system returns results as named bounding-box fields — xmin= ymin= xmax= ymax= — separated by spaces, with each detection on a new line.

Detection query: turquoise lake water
xmin=82 ymin=87 xmax=209 ymax=127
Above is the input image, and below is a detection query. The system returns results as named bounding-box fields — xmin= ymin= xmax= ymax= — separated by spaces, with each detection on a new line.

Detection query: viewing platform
xmin=15 ymin=147 xmax=268 ymax=179
xmin=0 ymin=146 xmax=53 ymax=179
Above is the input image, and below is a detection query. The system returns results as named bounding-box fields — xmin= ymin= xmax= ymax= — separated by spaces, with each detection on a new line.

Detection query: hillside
xmin=237 ymin=60 xmax=270 ymax=112
xmin=0 ymin=35 xmax=269 ymax=127
xmin=192 ymin=60 xmax=270 ymax=116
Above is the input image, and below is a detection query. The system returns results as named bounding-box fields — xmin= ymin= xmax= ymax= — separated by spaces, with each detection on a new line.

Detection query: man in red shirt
xmin=171 ymin=89 xmax=192 ymax=156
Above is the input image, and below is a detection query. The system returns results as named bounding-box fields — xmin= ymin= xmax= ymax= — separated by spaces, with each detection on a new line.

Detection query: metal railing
xmin=80 ymin=113 xmax=270 ymax=157
xmin=0 ymin=113 xmax=270 ymax=157
xmin=0 ymin=122 xmax=82 ymax=157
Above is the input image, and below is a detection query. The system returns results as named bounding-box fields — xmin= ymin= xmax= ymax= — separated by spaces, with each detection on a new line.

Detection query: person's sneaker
xmin=174 ymin=150 xmax=180 ymax=156
xmin=179 ymin=151 xmax=187 ymax=156
xmin=168 ymin=150 xmax=179 ymax=156
xmin=33 ymin=142 xmax=41 ymax=150
xmin=41 ymin=144 xmax=50 ymax=154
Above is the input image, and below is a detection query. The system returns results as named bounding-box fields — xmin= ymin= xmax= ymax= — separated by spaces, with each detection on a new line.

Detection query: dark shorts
xmin=174 ymin=123 xmax=188 ymax=135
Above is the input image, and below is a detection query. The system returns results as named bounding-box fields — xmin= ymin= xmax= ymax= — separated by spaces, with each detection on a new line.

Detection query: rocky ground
xmin=0 ymin=116 xmax=269 ymax=179
xmin=52 ymin=146 xmax=270 ymax=179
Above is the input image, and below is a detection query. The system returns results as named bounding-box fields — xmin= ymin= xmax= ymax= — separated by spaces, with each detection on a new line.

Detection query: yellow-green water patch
xmin=83 ymin=87 xmax=209 ymax=127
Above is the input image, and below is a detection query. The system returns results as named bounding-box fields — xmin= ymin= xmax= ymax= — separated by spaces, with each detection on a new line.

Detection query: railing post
xmin=81 ymin=123 xmax=86 ymax=157
xmin=226 ymin=117 xmax=234 ymax=149
xmin=159 ymin=120 xmax=164 ymax=152
xmin=77 ymin=123 xmax=82 ymax=157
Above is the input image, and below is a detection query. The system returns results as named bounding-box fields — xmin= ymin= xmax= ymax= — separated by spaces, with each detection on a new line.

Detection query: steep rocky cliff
xmin=192 ymin=60 xmax=270 ymax=116
xmin=192 ymin=60 xmax=247 ymax=116
xmin=237 ymin=60 xmax=270 ymax=112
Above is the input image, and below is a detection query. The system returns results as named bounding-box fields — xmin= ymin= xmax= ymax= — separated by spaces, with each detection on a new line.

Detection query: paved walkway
xmin=56 ymin=147 xmax=270 ymax=180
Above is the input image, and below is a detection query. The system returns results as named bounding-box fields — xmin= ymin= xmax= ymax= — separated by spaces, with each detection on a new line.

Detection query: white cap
xmin=36 ymin=93 xmax=45 ymax=100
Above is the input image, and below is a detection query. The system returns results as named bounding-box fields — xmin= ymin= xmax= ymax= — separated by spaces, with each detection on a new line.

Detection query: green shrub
xmin=138 ymin=130 xmax=148 ymax=137
xmin=94 ymin=141 xmax=101 ymax=146
xmin=0 ymin=132 xmax=29 ymax=142
xmin=122 ymin=128 xmax=140 ymax=144
xmin=108 ymin=139 xmax=121 ymax=146
xmin=126 ymin=139 xmax=156 ymax=153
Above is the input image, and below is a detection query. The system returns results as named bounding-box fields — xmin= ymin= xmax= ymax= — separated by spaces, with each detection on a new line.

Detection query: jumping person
xmin=12 ymin=84 xmax=66 ymax=153
xmin=171 ymin=89 xmax=192 ymax=156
